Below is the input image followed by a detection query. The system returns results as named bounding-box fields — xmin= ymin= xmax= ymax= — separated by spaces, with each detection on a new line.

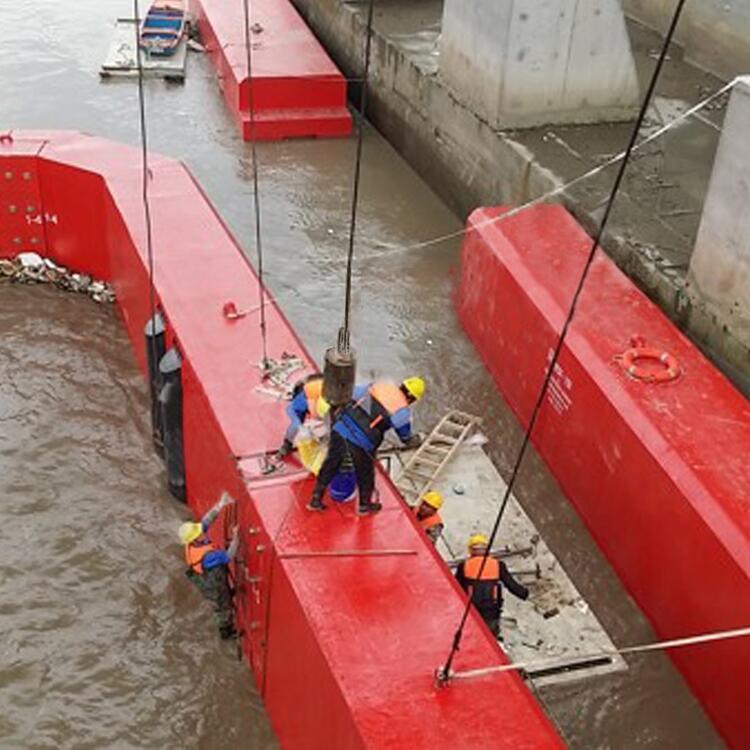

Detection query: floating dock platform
xmin=0 ymin=132 xmax=561 ymax=749
xmin=457 ymin=203 xmax=750 ymax=749
xmin=193 ymin=0 xmax=352 ymax=140
xmin=100 ymin=18 xmax=188 ymax=81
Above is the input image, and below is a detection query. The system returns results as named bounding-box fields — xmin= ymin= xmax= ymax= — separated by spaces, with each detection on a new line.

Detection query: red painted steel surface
xmin=0 ymin=132 xmax=562 ymax=749
xmin=456 ymin=204 xmax=750 ymax=749
xmin=193 ymin=0 xmax=351 ymax=141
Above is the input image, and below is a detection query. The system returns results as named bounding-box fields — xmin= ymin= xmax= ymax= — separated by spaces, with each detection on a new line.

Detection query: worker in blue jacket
xmin=179 ymin=492 xmax=239 ymax=639
xmin=276 ymin=374 xmax=326 ymax=458
xmin=306 ymin=377 xmax=425 ymax=515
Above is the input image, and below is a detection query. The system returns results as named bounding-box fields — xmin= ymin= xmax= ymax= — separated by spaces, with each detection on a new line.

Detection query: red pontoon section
xmin=193 ymin=0 xmax=352 ymax=141
xmin=0 ymin=133 xmax=562 ymax=749
xmin=456 ymin=204 xmax=750 ymax=750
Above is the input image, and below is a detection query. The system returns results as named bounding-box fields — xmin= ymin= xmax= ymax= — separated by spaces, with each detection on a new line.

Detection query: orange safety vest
xmin=418 ymin=512 xmax=443 ymax=531
xmin=185 ymin=539 xmax=215 ymax=575
xmin=464 ymin=556 xmax=500 ymax=599
xmin=304 ymin=378 xmax=324 ymax=413
xmin=369 ymin=382 xmax=408 ymax=415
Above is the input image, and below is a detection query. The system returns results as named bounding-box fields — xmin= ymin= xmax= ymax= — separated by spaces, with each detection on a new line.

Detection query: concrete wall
xmin=440 ymin=0 xmax=640 ymax=128
xmin=623 ymin=0 xmax=750 ymax=79
xmin=688 ymin=77 xmax=750 ymax=360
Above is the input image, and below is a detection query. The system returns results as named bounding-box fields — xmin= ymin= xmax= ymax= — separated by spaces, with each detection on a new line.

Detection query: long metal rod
xmin=439 ymin=0 xmax=689 ymax=682
xmin=447 ymin=625 xmax=750 ymax=682
xmin=242 ymin=0 xmax=269 ymax=366
xmin=340 ymin=0 xmax=376 ymax=351
xmin=279 ymin=549 xmax=417 ymax=560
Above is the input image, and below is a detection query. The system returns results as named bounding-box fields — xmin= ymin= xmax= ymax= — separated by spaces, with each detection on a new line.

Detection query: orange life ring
xmin=619 ymin=347 xmax=680 ymax=383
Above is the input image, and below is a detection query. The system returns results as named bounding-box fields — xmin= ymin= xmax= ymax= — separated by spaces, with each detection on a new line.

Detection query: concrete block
xmin=439 ymin=0 xmax=640 ymax=129
xmin=689 ymin=77 xmax=750 ymax=346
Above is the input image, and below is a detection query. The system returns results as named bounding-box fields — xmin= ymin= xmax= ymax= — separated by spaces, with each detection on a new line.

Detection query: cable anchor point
xmin=434 ymin=666 xmax=453 ymax=689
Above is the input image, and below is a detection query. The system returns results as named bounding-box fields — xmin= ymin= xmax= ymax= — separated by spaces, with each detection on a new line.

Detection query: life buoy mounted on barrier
xmin=616 ymin=336 xmax=681 ymax=384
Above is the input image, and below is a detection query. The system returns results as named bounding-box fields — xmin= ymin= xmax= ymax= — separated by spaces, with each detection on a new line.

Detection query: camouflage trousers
xmin=187 ymin=565 xmax=234 ymax=632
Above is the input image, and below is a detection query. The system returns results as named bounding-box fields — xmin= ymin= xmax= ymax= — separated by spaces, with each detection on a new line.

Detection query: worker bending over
xmin=455 ymin=533 xmax=529 ymax=638
xmin=179 ymin=492 xmax=239 ymax=640
xmin=276 ymin=374 xmax=326 ymax=458
xmin=414 ymin=490 xmax=444 ymax=544
xmin=307 ymin=377 xmax=425 ymax=515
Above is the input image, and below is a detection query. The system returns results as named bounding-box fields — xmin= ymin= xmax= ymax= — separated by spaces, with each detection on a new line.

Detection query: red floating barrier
xmin=0 ymin=133 xmax=562 ymax=750
xmin=193 ymin=0 xmax=352 ymax=141
xmin=457 ymin=203 xmax=750 ymax=750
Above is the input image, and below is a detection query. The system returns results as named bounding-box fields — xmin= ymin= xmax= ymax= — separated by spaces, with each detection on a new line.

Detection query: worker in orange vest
xmin=307 ymin=377 xmax=425 ymax=515
xmin=276 ymin=374 xmax=326 ymax=458
xmin=178 ymin=492 xmax=239 ymax=640
xmin=455 ymin=533 xmax=529 ymax=638
xmin=414 ymin=490 xmax=444 ymax=545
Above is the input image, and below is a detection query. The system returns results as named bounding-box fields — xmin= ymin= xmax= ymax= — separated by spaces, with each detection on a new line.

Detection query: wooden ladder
xmin=394 ymin=410 xmax=481 ymax=506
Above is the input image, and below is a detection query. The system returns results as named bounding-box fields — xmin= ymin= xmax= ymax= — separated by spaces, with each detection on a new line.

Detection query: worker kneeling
xmin=179 ymin=492 xmax=239 ymax=640
xmin=306 ymin=377 xmax=425 ymax=515
xmin=415 ymin=490 xmax=444 ymax=545
xmin=455 ymin=534 xmax=529 ymax=638
xmin=276 ymin=374 xmax=325 ymax=459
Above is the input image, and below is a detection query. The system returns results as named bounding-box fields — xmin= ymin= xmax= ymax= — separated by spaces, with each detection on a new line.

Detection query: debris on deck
xmin=384 ymin=436 xmax=627 ymax=687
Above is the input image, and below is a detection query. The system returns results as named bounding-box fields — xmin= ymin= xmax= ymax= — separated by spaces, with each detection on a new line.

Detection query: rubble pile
xmin=0 ymin=252 xmax=115 ymax=303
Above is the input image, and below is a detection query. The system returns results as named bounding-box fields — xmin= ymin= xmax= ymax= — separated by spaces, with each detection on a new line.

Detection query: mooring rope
xmin=445 ymin=625 xmax=750 ymax=682
xmin=368 ymin=77 xmax=736 ymax=259
xmin=438 ymin=0 xmax=689 ymax=684
xmin=339 ymin=0 xmax=376 ymax=354
xmin=241 ymin=0 xmax=269 ymax=367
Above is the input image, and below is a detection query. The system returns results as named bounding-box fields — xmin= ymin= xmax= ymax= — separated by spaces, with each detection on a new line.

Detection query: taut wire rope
xmin=338 ymin=0 xmax=376 ymax=354
xmin=242 ymin=0 xmax=269 ymax=367
xmin=133 ymin=0 xmax=160 ymax=442
xmin=438 ymin=0 xmax=689 ymax=683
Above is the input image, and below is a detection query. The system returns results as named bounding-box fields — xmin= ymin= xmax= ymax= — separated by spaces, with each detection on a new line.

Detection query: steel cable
xmin=133 ymin=0 xmax=160 ymax=437
xmin=339 ymin=0 xmax=376 ymax=353
xmin=438 ymin=0 xmax=688 ymax=683
xmin=242 ymin=0 xmax=269 ymax=367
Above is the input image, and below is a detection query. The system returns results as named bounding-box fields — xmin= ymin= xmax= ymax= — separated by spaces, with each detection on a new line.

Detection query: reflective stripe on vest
xmin=304 ymin=378 xmax=323 ymax=413
xmin=185 ymin=539 xmax=215 ymax=575
xmin=418 ymin=512 xmax=443 ymax=531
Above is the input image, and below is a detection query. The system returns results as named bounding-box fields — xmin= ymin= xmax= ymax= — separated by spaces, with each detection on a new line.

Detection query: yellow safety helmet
xmin=316 ymin=396 xmax=331 ymax=418
xmin=468 ymin=533 xmax=489 ymax=550
xmin=421 ymin=490 xmax=443 ymax=510
xmin=179 ymin=522 xmax=203 ymax=545
xmin=402 ymin=376 xmax=425 ymax=401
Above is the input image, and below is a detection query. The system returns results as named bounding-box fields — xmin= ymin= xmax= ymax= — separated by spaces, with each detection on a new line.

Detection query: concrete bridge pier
xmin=688 ymin=77 xmax=750 ymax=362
xmin=439 ymin=0 xmax=640 ymax=129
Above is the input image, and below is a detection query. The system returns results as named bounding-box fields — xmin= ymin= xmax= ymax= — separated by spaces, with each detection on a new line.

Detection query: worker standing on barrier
xmin=275 ymin=374 xmax=326 ymax=458
xmin=415 ymin=490 xmax=444 ymax=545
xmin=306 ymin=377 xmax=425 ymax=515
xmin=455 ymin=533 xmax=529 ymax=638
xmin=179 ymin=492 xmax=239 ymax=640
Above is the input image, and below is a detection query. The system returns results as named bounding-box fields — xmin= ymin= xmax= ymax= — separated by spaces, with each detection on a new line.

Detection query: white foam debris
xmin=0 ymin=254 xmax=116 ymax=303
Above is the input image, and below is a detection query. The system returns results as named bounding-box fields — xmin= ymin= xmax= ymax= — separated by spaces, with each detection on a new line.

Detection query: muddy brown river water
xmin=0 ymin=0 xmax=725 ymax=747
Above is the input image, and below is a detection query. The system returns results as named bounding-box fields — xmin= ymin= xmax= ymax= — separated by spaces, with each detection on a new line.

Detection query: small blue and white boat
xmin=139 ymin=0 xmax=187 ymax=57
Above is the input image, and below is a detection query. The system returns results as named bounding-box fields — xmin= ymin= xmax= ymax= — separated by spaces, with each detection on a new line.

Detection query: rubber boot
xmin=357 ymin=499 xmax=382 ymax=515
xmin=306 ymin=490 xmax=327 ymax=512
xmin=275 ymin=438 xmax=293 ymax=460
